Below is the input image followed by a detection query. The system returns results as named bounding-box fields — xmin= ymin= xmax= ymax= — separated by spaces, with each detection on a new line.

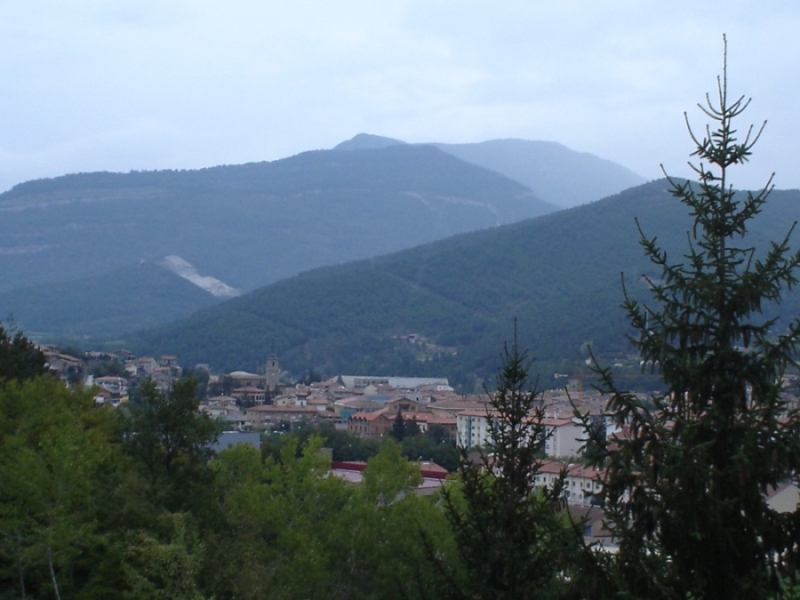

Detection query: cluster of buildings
xmin=39 ymin=343 xmax=800 ymax=548
xmin=205 ymin=369 xmax=471 ymax=436
xmin=41 ymin=343 xmax=614 ymax=466
xmin=196 ymin=356 xmax=620 ymax=515
xmin=42 ymin=346 xmax=183 ymax=406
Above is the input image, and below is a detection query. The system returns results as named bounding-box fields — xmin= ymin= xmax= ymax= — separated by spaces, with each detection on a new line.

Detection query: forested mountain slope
xmin=0 ymin=261 xmax=222 ymax=339
xmin=132 ymin=180 xmax=800 ymax=388
xmin=432 ymin=139 xmax=646 ymax=208
xmin=334 ymin=134 xmax=646 ymax=208
xmin=0 ymin=144 xmax=555 ymax=337
xmin=0 ymin=144 xmax=556 ymax=294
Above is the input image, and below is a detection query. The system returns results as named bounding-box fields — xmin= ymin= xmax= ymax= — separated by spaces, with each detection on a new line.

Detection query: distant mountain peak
xmin=157 ymin=256 xmax=240 ymax=298
xmin=431 ymin=139 xmax=645 ymax=208
xmin=333 ymin=133 xmax=406 ymax=151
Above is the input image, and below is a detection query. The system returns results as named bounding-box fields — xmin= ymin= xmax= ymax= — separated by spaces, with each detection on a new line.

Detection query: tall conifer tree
xmin=438 ymin=327 xmax=581 ymax=599
xmin=587 ymin=37 xmax=800 ymax=599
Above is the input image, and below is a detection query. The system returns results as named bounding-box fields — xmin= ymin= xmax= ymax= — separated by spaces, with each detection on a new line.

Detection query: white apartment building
xmin=534 ymin=461 xmax=606 ymax=506
xmin=456 ymin=410 xmax=587 ymax=459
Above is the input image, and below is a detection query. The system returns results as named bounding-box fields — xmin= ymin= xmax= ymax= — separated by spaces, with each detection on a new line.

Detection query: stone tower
xmin=265 ymin=354 xmax=281 ymax=393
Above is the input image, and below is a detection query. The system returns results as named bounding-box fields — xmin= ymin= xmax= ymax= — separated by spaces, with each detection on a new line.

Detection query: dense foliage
xmin=0 ymin=374 xmax=461 ymax=598
xmin=0 ymin=262 xmax=222 ymax=339
xmin=261 ymin=421 xmax=460 ymax=472
xmin=0 ymin=327 xmax=461 ymax=598
xmin=0 ymin=323 xmax=46 ymax=382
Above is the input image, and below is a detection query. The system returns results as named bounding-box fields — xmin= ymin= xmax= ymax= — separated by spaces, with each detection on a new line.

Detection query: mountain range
xmin=4 ymin=132 xmax=796 ymax=392
xmin=336 ymin=133 xmax=645 ymax=208
xmin=0 ymin=136 xmax=641 ymax=339
xmin=131 ymin=180 xmax=800 ymax=390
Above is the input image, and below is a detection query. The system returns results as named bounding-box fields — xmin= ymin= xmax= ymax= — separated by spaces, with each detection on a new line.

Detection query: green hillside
xmin=131 ymin=180 xmax=800 ymax=388
xmin=0 ymin=261 xmax=221 ymax=339
xmin=0 ymin=145 xmax=559 ymax=337
xmin=0 ymin=144 xmax=554 ymax=295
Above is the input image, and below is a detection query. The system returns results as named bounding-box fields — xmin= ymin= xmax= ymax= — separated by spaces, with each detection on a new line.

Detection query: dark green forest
xmin=0 ymin=144 xmax=553 ymax=328
xmin=0 ymin=262 xmax=221 ymax=339
xmin=0 ymin=136 xmax=648 ymax=342
xmin=132 ymin=180 xmax=800 ymax=390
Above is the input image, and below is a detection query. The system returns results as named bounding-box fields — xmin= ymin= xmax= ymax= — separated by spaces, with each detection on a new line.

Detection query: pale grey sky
xmin=0 ymin=1 xmax=797 ymax=193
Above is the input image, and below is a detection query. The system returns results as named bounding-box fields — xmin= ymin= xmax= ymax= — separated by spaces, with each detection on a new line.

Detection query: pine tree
xmin=587 ymin=37 xmax=800 ymax=599
xmin=391 ymin=409 xmax=408 ymax=442
xmin=436 ymin=329 xmax=581 ymax=599
xmin=0 ymin=322 xmax=46 ymax=382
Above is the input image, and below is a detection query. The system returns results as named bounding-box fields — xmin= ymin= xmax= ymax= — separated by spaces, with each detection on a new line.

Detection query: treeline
xmin=0 ymin=324 xmax=603 ymax=600
xmin=133 ymin=178 xmax=800 ymax=391
xmin=263 ymin=420 xmax=460 ymax=472
xmin=0 ymin=364 xmax=461 ymax=599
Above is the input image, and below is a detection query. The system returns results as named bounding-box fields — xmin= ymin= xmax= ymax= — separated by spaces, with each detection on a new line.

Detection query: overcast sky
xmin=0 ymin=1 xmax=797 ymax=194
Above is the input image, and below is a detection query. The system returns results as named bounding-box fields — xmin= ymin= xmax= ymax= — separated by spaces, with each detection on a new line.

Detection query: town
xmin=38 ymin=342 xmax=800 ymax=548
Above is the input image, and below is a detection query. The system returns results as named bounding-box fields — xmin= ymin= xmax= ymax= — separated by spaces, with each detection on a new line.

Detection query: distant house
xmin=562 ymin=463 xmax=606 ymax=505
xmin=229 ymin=371 xmax=267 ymax=390
xmin=94 ymin=375 xmax=128 ymax=397
xmin=200 ymin=395 xmax=240 ymax=418
xmin=347 ymin=409 xmax=394 ymax=438
xmin=385 ymin=396 xmax=422 ymax=413
xmin=332 ymin=375 xmax=450 ymax=391
xmin=232 ymin=386 xmax=266 ymax=405
xmin=93 ymin=386 xmax=119 ymax=407
xmin=427 ymin=396 xmax=491 ymax=419
xmin=158 ymin=355 xmax=178 ymax=369
xmin=334 ymin=394 xmax=407 ymax=420
xmin=533 ymin=460 xmax=606 ymax=506
xmin=456 ymin=409 xmax=511 ymax=449
xmin=542 ymin=416 xmax=584 ymax=458
xmin=128 ymin=357 xmax=158 ymax=377
xmin=567 ymin=504 xmax=613 ymax=543
xmin=45 ymin=352 xmax=85 ymax=383
xmin=767 ymin=483 xmax=800 ymax=513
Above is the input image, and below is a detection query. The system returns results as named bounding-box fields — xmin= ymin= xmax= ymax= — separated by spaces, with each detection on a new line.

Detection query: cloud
xmin=0 ymin=1 xmax=797 ymax=192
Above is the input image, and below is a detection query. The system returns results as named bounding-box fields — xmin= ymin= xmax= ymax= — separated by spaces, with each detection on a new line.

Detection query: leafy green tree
xmin=391 ymin=410 xmax=421 ymax=443
xmin=587 ymin=40 xmax=800 ymax=600
xmin=0 ymin=377 xmax=121 ymax=599
xmin=391 ymin=409 xmax=408 ymax=441
xmin=90 ymin=359 xmax=126 ymax=378
xmin=209 ymin=436 xmax=454 ymax=599
xmin=427 ymin=423 xmax=449 ymax=444
xmin=122 ymin=513 xmax=208 ymax=600
xmin=401 ymin=431 xmax=459 ymax=472
xmin=435 ymin=333 xmax=581 ymax=599
xmin=120 ymin=377 xmax=221 ymax=514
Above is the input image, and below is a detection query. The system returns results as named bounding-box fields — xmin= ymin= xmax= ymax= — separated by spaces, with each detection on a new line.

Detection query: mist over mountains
xmin=335 ymin=133 xmax=645 ymax=208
